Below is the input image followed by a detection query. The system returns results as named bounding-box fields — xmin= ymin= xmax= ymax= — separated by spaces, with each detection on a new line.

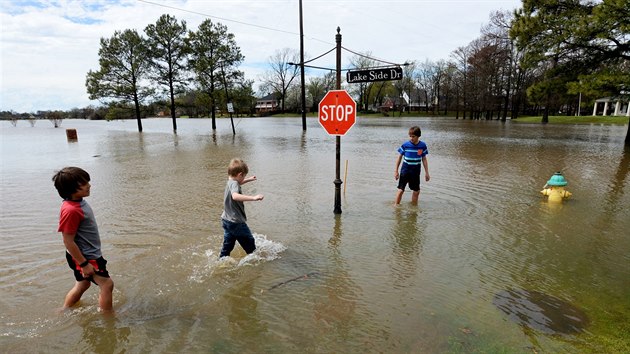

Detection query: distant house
xmin=374 ymin=90 xmax=428 ymax=112
xmin=380 ymin=96 xmax=408 ymax=112
xmin=255 ymin=94 xmax=279 ymax=115
xmin=406 ymin=89 xmax=429 ymax=111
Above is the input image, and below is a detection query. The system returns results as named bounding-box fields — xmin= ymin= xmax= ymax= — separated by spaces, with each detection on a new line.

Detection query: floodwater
xmin=1 ymin=117 xmax=629 ymax=353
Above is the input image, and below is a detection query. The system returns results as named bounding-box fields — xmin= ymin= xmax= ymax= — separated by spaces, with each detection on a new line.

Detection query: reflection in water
xmin=603 ymin=146 xmax=630 ymax=211
xmin=1 ymin=118 xmax=629 ymax=353
xmin=314 ymin=216 xmax=361 ymax=343
xmin=390 ymin=207 xmax=425 ymax=288
xmin=493 ymin=288 xmax=589 ymax=335
xmin=227 ymin=280 xmax=268 ymax=339
xmin=78 ymin=316 xmax=131 ymax=354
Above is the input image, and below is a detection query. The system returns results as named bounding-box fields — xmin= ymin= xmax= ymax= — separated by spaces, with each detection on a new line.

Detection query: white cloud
xmin=1 ymin=0 xmax=521 ymax=112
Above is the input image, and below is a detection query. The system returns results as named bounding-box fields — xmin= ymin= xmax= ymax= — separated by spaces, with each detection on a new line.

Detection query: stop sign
xmin=318 ymin=90 xmax=356 ymax=136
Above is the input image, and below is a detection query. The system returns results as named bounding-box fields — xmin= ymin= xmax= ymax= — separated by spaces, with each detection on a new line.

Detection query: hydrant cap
xmin=547 ymin=172 xmax=568 ymax=186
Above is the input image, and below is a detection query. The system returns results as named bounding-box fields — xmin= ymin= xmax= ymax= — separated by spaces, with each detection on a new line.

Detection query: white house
xmin=255 ymin=94 xmax=279 ymax=115
xmin=592 ymin=97 xmax=630 ymax=116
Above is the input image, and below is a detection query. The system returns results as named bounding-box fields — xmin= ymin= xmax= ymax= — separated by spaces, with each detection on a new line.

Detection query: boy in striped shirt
xmin=394 ymin=126 xmax=430 ymax=205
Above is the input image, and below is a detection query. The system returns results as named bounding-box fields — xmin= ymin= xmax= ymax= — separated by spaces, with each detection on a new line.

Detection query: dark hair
xmin=409 ymin=126 xmax=421 ymax=137
xmin=52 ymin=167 xmax=90 ymax=199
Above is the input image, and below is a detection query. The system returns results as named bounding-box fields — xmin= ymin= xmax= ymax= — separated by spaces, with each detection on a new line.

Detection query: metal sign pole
xmin=334 ymin=27 xmax=343 ymax=214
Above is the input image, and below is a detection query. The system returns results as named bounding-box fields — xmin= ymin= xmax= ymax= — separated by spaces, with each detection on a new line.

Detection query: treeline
xmin=5 ymin=1 xmax=628 ymax=141
xmin=80 ymin=14 xmax=332 ymax=133
xmin=344 ymin=3 xmax=628 ymax=125
xmin=82 ymin=14 xmax=253 ymax=132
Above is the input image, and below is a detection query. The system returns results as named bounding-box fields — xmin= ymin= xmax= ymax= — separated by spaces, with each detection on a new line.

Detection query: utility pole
xmin=299 ymin=0 xmax=307 ymax=130
xmin=220 ymin=64 xmax=235 ymax=135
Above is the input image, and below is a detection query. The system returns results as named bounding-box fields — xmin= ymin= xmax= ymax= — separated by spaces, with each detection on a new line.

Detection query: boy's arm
xmin=62 ymin=232 xmax=95 ymax=276
xmin=232 ymin=192 xmax=264 ymax=202
xmin=394 ymin=154 xmax=402 ymax=180
xmin=241 ymin=175 xmax=257 ymax=184
xmin=422 ymin=155 xmax=430 ymax=181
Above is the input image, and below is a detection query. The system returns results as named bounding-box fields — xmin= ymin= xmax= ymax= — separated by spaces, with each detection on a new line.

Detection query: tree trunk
xmin=542 ymin=94 xmax=550 ymax=124
xmin=134 ymin=95 xmax=143 ymax=132
xmin=169 ymin=79 xmax=177 ymax=132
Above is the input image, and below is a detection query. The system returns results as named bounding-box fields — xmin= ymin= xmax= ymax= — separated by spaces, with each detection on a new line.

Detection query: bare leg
xmin=64 ymin=280 xmax=91 ymax=309
xmin=395 ymin=189 xmax=404 ymax=205
xmin=94 ymin=275 xmax=114 ymax=313
xmin=411 ymin=190 xmax=420 ymax=205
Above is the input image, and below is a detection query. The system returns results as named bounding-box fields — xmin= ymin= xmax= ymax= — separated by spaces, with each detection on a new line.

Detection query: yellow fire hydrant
xmin=541 ymin=172 xmax=572 ymax=203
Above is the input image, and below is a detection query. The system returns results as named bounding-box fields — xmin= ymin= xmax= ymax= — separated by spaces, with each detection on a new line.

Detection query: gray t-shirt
xmin=58 ymin=199 xmax=102 ymax=259
xmin=221 ymin=179 xmax=247 ymax=223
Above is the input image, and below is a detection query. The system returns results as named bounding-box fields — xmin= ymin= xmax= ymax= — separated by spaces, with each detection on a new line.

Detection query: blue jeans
xmin=220 ymin=219 xmax=256 ymax=257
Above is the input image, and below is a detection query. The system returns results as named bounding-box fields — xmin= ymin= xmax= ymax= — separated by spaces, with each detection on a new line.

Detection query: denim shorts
xmin=220 ymin=219 xmax=256 ymax=257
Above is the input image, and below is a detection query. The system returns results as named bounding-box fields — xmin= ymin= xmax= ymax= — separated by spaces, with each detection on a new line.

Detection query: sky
xmin=0 ymin=0 xmax=522 ymax=113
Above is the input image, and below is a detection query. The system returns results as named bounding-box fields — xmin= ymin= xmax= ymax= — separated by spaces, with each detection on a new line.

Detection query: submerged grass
xmin=513 ymin=115 xmax=629 ymax=125
xmin=263 ymin=112 xmax=628 ymax=125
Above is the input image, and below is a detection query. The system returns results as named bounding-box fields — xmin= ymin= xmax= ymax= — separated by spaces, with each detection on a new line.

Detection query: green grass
xmin=247 ymin=112 xmax=629 ymax=125
xmin=512 ymin=115 xmax=628 ymax=125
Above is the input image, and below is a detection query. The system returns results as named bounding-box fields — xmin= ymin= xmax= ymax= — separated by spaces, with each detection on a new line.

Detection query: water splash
xmin=188 ymin=234 xmax=286 ymax=282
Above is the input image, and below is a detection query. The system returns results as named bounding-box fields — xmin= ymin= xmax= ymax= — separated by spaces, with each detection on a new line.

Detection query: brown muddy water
xmin=1 ymin=117 xmax=629 ymax=353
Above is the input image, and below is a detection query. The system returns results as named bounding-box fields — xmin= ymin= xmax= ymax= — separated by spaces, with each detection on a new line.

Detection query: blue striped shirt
xmin=398 ymin=140 xmax=428 ymax=174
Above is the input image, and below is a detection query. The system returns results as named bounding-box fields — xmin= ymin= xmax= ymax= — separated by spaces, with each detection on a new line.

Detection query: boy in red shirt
xmin=52 ymin=167 xmax=114 ymax=313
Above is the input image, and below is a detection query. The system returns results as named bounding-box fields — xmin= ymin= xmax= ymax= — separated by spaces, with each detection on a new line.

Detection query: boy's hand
xmin=425 ymin=173 xmax=431 ymax=182
xmin=253 ymin=194 xmax=264 ymax=201
xmin=247 ymin=175 xmax=257 ymax=182
xmin=81 ymin=263 xmax=96 ymax=277
xmin=395 ymin=171 xmax=399 ymax=180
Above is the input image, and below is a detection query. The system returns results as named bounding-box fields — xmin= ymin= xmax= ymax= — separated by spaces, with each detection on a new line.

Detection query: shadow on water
xmin=493 ymin=288 xmax=590 ymax=336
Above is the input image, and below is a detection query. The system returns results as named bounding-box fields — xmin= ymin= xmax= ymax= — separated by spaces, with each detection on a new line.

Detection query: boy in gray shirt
xmin=220 ymin=158 xmax=264 ymax=258
xmin=53 ymin=167 xmax=114 ymax=313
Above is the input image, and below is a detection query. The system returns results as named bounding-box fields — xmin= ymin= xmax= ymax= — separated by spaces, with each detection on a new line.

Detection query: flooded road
xmin=1 ymin=117 xmax=629 ymax=353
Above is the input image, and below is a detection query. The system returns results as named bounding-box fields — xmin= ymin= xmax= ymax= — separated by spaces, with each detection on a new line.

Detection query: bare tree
xmin=307 ymin=72 xmax=336 ymax=112
xmin=260 ymin=48 xmax=300 ymax=113
xmin=451 ymin=46 xmax=471 ymax=118
xmin=483 ymin=10 xmax=524 ymax=121
xmin=348 ymin=52 xmax=377 ymax=112
xmin=417 ymin=60 xmax=438 ymax=115
xmin=394 ymin=61 xmax=417 ymax=114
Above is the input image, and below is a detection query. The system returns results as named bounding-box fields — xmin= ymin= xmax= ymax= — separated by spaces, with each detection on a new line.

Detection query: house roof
xmin=258 ymin=93 xmax=277 ymax=101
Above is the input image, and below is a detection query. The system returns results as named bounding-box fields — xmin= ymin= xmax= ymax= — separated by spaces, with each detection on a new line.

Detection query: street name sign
xmin=346 ymin=67 xmax=403 ymax=83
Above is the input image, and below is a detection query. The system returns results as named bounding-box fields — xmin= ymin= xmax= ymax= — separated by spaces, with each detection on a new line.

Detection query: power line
xmin=138 ymin=1 xmax=405 ymax=71
xmin=136 ymin=0 xmax=330 ymax=45
xmin=304 ymin=47 xmax=336 ymax=65
xmin=341 ymin=46 xmax=405 ymax=66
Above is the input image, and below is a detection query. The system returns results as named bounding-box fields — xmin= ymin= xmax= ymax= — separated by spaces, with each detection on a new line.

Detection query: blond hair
xmin=227 ymin=158 xmax=249 ymax=177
